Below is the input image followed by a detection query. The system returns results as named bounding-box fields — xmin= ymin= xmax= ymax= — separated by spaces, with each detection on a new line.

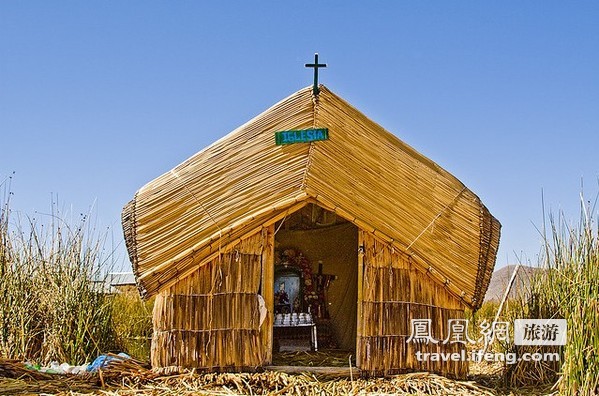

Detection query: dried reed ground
xmin=0 ymin=356 xmax=504 ymax=396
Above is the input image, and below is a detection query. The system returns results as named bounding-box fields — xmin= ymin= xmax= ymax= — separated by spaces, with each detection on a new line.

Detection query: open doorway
xmin=272 ymin=204 xmax=358 ymax=366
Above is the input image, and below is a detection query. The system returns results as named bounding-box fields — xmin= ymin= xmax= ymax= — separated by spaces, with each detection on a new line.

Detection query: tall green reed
xmin=0 ymin=177 xmax=117 ymax=364
xmin=508 ymin=194 xmax=599 ymax=394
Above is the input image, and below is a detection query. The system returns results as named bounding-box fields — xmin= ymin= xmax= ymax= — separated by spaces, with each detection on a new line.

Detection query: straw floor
xmin=0 ymin=356 xmax=556 ymax=396
xmin=271 ymin=350 xmax=355 ymax=367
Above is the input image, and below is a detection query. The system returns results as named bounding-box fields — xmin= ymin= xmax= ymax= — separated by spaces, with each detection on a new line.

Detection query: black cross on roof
xmin=305 ymin=53 xmax=327 ymax=96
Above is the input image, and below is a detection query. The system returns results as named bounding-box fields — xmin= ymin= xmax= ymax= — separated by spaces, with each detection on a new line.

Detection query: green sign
xmin=275 ymin=128 xmax=329 ymax=145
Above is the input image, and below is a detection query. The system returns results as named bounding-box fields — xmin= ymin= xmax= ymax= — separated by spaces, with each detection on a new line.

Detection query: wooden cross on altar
xmin=313 ymin=261 xmax=336 ymax=319
xmin=305 ymin=53 xmax=327 ymax=96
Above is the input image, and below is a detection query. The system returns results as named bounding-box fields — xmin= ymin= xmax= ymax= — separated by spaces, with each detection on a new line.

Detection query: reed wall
xmin=357 ymin=231 xmax=468 ymax=378
xmin=151 ymin=222 xmax=470 ymax=377
xmin=152 ymin=230 xmax=270 ymax=370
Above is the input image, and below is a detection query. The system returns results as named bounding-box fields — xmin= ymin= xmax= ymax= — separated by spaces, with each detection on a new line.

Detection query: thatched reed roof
xmin=122 ymin=85 xmax=500 ymax=309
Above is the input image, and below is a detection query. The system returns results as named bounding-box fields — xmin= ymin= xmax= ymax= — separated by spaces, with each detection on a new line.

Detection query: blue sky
xmin=1 ymin=1 xmax=598 ymax=271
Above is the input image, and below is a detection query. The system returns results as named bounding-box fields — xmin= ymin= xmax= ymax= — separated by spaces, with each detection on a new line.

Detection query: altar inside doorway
xmin=272 ymin=204 xmax=358 ymax=353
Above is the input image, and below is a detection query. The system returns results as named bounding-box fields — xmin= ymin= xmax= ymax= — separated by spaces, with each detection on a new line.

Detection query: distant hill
xmin=484 ymin=264 xmax=541 ymax=302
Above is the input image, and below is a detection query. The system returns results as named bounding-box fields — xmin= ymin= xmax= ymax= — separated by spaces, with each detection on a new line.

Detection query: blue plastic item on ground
xmin=86 ymin=353 xmax=130 ymax=372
